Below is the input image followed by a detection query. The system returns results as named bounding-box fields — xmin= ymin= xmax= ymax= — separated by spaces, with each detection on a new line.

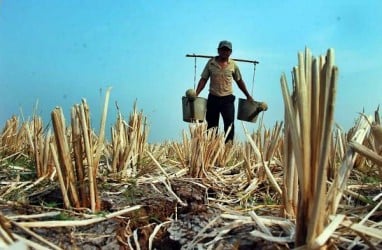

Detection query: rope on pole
xmin=251 ymin=63 xmax=257 ymax=97
xmin=193 ymin=54 xmax=197 ymax=89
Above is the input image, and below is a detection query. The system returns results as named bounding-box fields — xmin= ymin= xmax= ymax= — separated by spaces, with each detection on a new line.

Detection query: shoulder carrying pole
xmin=186 ymin=54 xmax=259 ymax=64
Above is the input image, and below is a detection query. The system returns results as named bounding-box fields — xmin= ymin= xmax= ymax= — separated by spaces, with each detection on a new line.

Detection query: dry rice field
xmin=0 ymin=49 xmax=381 ymax=249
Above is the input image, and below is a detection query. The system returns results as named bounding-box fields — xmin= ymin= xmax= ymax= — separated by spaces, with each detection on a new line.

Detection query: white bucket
xmin=237 ymin=98 xmax=264 ymax=123
xmin=182 ymin=96 xmax=207 ymax=122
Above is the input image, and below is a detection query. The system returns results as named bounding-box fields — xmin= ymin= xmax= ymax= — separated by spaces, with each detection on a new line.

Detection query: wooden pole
xmin=186 ymin=54 xmax=259 ymax=64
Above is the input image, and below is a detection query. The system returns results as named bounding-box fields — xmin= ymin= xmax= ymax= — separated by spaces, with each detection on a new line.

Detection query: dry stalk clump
xmin=109 ymin=102 xmax=149 ymax=178
xmin=281 ymin=48 xmax=382 ymax=249
xmin=0 ymin=116 xmax=26 ymax=156
xmin=51 ymin=88 xmax=111 ymax=211
xmin=168 ymin=122 xmax=247 ymax=192
xmin=184 ymin=123 xmax=227 ymax=179
xmin=51 ymin=105 xmax=86 ymax=210
xmin=30 ymin=116 xmax=55 ymax=178
xmin=169 ymin=130 xmax=192 ymax=169
xmin=281 ymin=48 xmax=339 ymax=248
xmin=0 ymin=115 xmax=54 ymax=179
xmin=243 ymin=122 xmax=283 ymax=189
xmin=348 ymin=108 xmax=382 ymax=179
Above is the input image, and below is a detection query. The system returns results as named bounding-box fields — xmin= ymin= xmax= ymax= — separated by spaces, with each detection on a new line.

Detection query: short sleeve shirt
xmin=201 ymin=57 xmax=242 ymax=96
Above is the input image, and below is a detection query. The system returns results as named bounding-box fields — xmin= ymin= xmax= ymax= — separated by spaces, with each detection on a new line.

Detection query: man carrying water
xmin=195 ymin=40 xmax=254 ymax=142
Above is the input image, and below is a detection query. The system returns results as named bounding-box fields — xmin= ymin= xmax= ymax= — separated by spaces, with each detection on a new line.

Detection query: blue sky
xmin=1 ymin=1 xmax=381 ymax=143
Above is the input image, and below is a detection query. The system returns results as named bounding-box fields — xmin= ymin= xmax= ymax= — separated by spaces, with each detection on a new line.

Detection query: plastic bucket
xmin=237 ymin=98 xmax=263 ymax=123
xmin=182 ymin=96 xmax=207 ymax=122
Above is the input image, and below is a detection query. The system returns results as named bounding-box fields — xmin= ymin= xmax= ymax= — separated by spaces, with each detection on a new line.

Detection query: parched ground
xmin=1 ymin=154 xmax=381 ymax=249
xmin=1 ymin=174 xmax=293 ymax=250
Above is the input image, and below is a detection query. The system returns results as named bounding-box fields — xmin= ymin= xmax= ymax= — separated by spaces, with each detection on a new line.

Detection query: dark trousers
xmin=206 ymin=94 xmax=235 ymax=142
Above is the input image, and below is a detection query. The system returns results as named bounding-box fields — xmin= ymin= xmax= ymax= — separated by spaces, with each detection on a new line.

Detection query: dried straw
xmin=16 ymin=205 xmax=141 ymax=228
xmin=51 ymin=107 xmax=80 ymax=208
xmin=280 ymin=48 xmax=339 ymax=248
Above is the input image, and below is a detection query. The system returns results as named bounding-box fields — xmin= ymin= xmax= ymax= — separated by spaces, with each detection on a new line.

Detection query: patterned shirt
xmin=201 ymin=57 xmax=242 ymax=96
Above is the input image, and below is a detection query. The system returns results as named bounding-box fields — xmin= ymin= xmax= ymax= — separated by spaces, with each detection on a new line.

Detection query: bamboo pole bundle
xmin=280 ymin=48 xmax=339 ymax=248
